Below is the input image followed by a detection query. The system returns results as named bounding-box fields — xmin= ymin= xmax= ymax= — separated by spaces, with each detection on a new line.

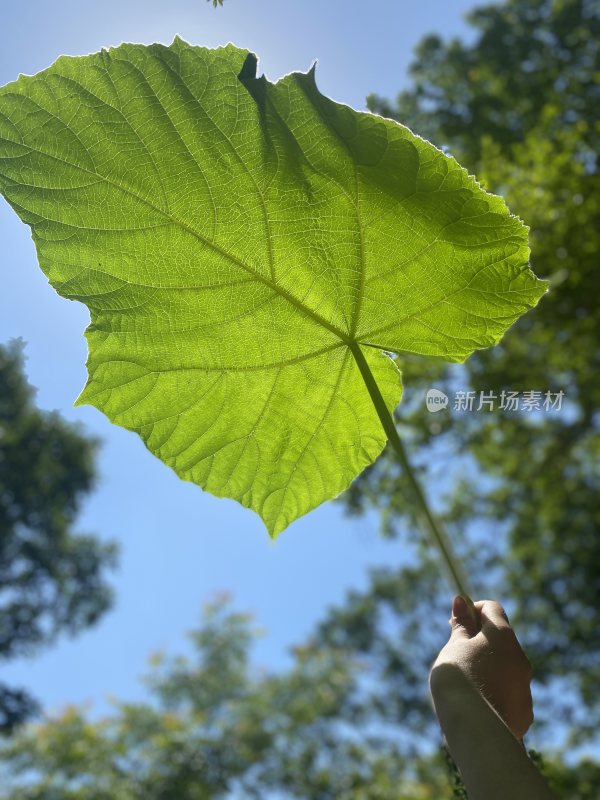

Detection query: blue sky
xmin=0 ymin=0 xmax=481 ymax=717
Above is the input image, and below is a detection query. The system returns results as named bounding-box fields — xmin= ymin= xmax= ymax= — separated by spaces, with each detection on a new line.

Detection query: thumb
xmin=449 ymin=595 xmax=479 ymax=639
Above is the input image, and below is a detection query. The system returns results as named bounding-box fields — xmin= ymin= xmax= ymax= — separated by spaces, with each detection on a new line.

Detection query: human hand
xmin=429 ymin=597 xmax=534 ymax=740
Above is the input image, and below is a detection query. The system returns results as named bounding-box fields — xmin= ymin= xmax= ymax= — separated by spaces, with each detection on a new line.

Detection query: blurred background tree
xmin=341 ymin=0 xmax=600 ymax=749
xmin=0 ymin=599 xmax=414 ymax=799
xmin=0 ymin=340 xmax=117 ymax=732
xmin=1 ymin=599 xmax=596 ymax=799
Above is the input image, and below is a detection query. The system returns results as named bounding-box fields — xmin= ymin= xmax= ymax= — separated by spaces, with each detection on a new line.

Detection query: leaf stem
xmin=349 ymin=341 xmax=472 ymax=600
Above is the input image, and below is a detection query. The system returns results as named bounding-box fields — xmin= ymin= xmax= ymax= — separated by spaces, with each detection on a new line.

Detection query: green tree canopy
xmin=343 ymin=0 xmax=599 ymax=748
xmin=369 ymin=0 xmax=599 ymax=166
xmin=0 ymin=598 xmax=595 ymax=799
xmin=0 ymin=341 xmax=116 ymax=732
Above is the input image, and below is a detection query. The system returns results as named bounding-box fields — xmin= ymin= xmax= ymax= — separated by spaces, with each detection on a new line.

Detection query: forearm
xmin=430 ymin=664 xmax=556 ymax=800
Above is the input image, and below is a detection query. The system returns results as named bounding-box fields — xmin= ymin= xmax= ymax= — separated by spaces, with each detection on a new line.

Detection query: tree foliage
xmin=344 ymin=0 xmax=600 ymax=748
xmin=0 ymin=341 xmax=116 ymax=732
xmin=0 ymin=599 xmax=594 ymax=798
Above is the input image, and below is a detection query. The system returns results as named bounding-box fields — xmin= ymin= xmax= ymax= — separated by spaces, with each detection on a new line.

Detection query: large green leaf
xmin=0 ymin=40 xmax=546 ymax=535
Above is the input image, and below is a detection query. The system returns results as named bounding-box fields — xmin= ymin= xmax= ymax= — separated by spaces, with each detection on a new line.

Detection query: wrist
xmin=430 ymin=662 xmax=526 ymax=750
xmin=429 ymin=661 xmax=473 ymax=704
